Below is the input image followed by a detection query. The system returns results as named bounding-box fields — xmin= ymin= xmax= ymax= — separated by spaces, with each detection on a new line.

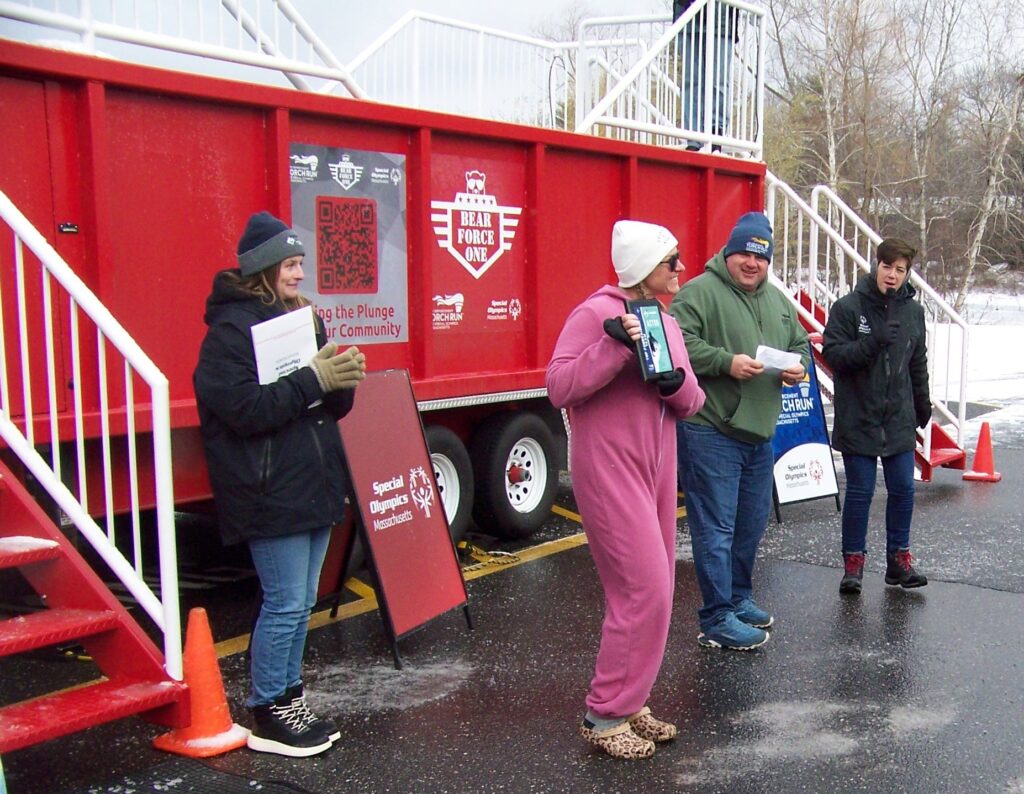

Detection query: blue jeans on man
xmin=681 ymin=28 xmax=733 ymax=142
xmin=245 ymin=526 xmax=332 ymax=707
xmin=677 ymin=421 xmax=774 ymax=629
xmin=840 ymin=450 xmax=914 ymax=554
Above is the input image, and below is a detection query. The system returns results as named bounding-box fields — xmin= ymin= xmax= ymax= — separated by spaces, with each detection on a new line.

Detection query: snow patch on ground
xmin=306 ymin=660 xmax=472 ymax=714
xmin=886 ymin=704 xmax=957 ymax=737
xmin=674 ymin=698 xmax=959 ymax=787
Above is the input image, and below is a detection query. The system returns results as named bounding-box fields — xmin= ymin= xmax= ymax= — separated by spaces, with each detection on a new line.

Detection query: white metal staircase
xmin=766 ymin=173 xmax=969 ymax=479
xmin=0 ymin=192 xmax=186 ymax=748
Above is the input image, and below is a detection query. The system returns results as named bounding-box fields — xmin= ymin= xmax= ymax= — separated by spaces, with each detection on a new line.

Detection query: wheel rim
xmin=503 ymin=437 xmax=548 ymax=514
xmin=431 ymin=452 xmax=461 ymax=525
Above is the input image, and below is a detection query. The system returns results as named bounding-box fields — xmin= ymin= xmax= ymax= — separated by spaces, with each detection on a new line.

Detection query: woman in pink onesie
xmin=546 ymin=220 xmax=705 ymax=760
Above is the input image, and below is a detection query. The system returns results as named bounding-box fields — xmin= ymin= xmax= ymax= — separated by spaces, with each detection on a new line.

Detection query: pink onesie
xmin=546 ymin=284 xmax=705 ymax=718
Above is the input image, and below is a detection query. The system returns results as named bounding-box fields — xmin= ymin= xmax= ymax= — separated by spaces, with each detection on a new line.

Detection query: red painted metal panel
xmin=534 ymin=149 xmax=623 ymax=359
xmin=101 ymin=89 xmax=270 ymax=405
xmin=0 ymin=75 xmax=70 ymax=421
xmin=427 ymin=135 xmax=528 ymax=380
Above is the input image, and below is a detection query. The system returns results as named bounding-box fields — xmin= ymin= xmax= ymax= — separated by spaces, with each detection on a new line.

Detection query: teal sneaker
xmin=697 ymin=612 xmax=769 ymax=651
xmin=734 ymin=598 xmax=773 ymax=628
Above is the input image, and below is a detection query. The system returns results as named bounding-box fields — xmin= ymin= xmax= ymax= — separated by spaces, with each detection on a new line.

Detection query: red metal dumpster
xmin=0 ymin=38 xmax=765 ymax=539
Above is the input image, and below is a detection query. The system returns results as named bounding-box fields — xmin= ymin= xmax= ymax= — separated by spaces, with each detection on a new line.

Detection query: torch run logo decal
xmin=431 ymin=170 xmax=522 ymax=279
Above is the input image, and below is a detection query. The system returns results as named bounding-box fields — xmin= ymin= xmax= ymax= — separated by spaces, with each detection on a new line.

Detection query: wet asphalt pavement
xmin=2 ymin=414 xmax=1022 ymax=794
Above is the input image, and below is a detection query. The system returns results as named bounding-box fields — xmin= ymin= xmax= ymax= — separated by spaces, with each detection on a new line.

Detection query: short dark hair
xmin=876 ymin=238 xmax=917 ymax=266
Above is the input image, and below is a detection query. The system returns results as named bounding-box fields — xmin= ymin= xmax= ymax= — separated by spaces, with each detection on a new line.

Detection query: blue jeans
xmin=246 ymin=526 xmax=331 ymax=707
xmin=677 ymin=422 xmax=774 ymax=628
xmin=680 ymin=27 xmax=734 ymax=139
xmin=841 ymin=451 xmax=915 ymax=555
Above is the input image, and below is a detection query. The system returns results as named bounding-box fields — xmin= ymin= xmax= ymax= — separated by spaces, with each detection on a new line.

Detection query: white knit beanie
xmin=611 ymin=220 xmax=678 ymax=288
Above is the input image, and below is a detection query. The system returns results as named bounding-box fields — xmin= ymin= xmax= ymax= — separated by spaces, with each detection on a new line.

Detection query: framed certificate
xmin=626 ymin=299 xmax=674 ymax=380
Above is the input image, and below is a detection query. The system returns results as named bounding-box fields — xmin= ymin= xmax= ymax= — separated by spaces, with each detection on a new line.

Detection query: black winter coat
xmin=821 ymin=274 xmax=930 ymax=457
xmin=193 ymin=270 xmax=354 ymax=545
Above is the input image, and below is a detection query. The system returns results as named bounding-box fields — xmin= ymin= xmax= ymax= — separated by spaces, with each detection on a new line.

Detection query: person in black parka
xmin=822 ymin=238 xmax=930 ymax=595
xmin=194 ymin=211 xmax=366 ymax=758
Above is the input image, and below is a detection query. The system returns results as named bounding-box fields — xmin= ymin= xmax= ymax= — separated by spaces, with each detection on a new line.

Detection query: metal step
xmin=0 ymin=677 xmax=185 ymax=753
xmin=0 ymin=608 xmax=119 ymax=656
xmin=0 ymin=536 xmax=61 ymax=569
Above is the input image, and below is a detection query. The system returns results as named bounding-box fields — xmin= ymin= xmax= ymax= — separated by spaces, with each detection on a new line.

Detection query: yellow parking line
xmin=212 ymin=499 xmax=689 ymax=658
xmin=551 ymin=504 xmax=581 ymax=522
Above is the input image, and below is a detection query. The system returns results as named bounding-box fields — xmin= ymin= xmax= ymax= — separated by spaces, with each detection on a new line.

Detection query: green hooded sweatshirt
xmin=667 ymin=249 xmax=808 ymax=443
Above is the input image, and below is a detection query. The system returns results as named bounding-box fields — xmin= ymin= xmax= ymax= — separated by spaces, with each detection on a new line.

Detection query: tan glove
xmin=309 ymin=344 xmax=366 ymax=392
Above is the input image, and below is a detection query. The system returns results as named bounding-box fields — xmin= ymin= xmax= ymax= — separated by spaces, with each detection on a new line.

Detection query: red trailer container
xmin=0 ymin=39 xmax=765 ymax=540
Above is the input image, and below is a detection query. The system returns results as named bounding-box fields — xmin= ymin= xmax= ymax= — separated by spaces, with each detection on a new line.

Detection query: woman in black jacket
xmin=822 ymin=238 xmax=930 ymax=595
xmin=194 ymin=212 xmax=366 ymax=757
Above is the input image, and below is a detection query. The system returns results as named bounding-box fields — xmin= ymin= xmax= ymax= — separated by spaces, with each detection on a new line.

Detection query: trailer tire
xmin=425 ymin=425 xmax=473 ymax=543
xmin=470 ymin=411 xmax=557 ymax=540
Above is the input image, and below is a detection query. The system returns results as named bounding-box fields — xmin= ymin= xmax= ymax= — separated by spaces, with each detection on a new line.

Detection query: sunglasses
xmin=658 ymin=252 xmax=683 ymax=271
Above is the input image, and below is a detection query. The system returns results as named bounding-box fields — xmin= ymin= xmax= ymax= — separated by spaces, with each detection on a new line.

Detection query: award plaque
xmin=625 ymin=299 xmax=674 ymax=380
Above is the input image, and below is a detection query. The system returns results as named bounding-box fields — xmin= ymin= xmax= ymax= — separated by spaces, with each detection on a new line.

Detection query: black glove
xmin=872 ymin=320 xmax=900 ymax=347
xmin=603 ymin=317 xmax=634 ymax=349
xmin=915 ymin=401 xmax=932 ymax=429
xmin=654 ymin=368 xmax=686 ymax=396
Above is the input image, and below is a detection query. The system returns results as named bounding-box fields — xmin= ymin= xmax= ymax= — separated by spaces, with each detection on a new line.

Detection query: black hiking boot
xmin=840 ymin=552 xmax=865 ymax=594
xmin=885 ymin=549 xmax=928 ymax=588
xmin=286 ymin=683 xmax=341 ymax=743
xmin=247 ymin=693 xmax=333 ymax=757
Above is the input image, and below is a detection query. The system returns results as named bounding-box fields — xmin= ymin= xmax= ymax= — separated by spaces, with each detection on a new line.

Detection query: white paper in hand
xmin=755 ymin=344 xmax=801 ymax=376
xmin=251 ymin=305 xmax=318 ymax=384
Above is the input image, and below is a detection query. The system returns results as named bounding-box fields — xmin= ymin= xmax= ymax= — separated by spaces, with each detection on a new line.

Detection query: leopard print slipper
xmin=579 ymin=720 xmax=655 ymax=759
xmin=627 ymin=706 xmax=678 ymax=742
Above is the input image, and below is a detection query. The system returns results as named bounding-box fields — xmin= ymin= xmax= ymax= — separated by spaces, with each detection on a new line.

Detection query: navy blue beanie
xmin=724 ymin=212 xmax=774 ymax=263
xmin=236 ymin=211 xmax=305 ymax=276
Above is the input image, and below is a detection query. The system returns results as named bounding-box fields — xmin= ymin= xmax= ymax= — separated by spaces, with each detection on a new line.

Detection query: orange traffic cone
xmin=153 ymin=607 xmax=249 ymax=757
xmin=963 ymin=421 xmax=1002 ymax=483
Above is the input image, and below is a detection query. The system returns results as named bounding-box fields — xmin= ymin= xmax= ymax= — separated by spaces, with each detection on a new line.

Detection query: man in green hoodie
xmin=668 ymin=212 xmax=808 ymax=651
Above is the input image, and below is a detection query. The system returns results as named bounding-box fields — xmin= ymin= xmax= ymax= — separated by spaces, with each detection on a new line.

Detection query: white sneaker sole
xmin=697 ymin=631 xmax=769 ymax=651
xmin=247 ymin=732 xmax=332 ymax=757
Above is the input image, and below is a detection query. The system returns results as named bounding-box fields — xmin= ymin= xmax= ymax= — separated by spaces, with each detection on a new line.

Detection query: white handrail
xmin=1 ymin=1 xmax=766 ymax=154
xmin=0 ymin=0 xmax=365 ymax=98
xmin=345 ymin=10 xmax=575 ymax=128
xmin=0 ymin=190 xmax=181 ymax=680
xmin=576 ymin=0 xmax=765 ymax=155
xmin=766 ymin=172 xmax=970 ymax=449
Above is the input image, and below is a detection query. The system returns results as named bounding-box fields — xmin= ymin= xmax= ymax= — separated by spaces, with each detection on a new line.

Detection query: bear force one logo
xmin=430 ymin=170 xmax=522 ymax=279
xmin=329 ymin=154 xmax=363 ymax=190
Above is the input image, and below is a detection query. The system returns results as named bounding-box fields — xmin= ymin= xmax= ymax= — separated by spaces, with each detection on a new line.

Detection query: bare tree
xmin=953 ymin=68 xmax=1024 ymax=309
xmin=882 ymin=0 xmax=964 ymax=275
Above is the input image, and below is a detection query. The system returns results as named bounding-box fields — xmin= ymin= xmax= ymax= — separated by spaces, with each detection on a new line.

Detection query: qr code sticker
xmin=316 ymin=196 xmax=378 ymax=294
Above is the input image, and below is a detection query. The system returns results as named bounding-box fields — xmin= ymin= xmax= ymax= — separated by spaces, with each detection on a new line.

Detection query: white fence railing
xmin=0 ymin=0 xmax=364 ymax=96
xmin=575 ymin=0 xmax=765 ymax=155
xmin=345 ymin=11 xmax=575 ymax=129
xmin=0 ymin=190 xmax=182 ymax=680
xmin=0 ymin=1 xmax=765 ymax=154
xmin=766 ymin=172 xmax=969 ymax=450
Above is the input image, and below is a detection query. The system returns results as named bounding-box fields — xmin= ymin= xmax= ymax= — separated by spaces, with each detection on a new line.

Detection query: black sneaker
xmin=840 ymin=552 xmax=865 ymax=594
xmin=247 ymin=693 xmax=333 ymax=757
xmin=286 ymin=683 xmax=341 ymax=743
xmin=885 ymin=549 xmax=928 ymax=588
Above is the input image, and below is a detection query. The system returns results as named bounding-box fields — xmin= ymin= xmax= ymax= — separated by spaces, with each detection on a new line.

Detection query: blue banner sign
xmin=771 ymin=341 xmax=839 ymax=505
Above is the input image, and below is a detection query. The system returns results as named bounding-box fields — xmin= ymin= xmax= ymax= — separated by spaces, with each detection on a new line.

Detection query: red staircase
xmin=915 ymin=422 xmax=967 ymax=482
xmin=0 ymin=461 xmax=189 ymax=753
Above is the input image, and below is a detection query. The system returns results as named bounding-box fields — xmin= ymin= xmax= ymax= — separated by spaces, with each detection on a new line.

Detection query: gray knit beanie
xmin=236 ymin=211 xmax=305 ymax=276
